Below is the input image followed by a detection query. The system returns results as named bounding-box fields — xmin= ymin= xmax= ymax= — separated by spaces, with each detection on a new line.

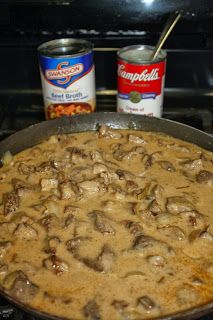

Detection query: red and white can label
xmin=117 ymin=59 xmax=166 ymax=117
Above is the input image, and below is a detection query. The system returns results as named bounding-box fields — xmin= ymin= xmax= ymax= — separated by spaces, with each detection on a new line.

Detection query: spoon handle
xmin=151 ymin=12 xmax=181 ymax=61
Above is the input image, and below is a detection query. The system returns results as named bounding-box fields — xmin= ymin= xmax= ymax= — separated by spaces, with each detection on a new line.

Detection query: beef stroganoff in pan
xmin=0 ymin=125 xmax=212 ymax=320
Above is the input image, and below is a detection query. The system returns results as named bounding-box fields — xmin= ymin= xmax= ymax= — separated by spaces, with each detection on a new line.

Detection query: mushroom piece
xmin=191 ymin=276 xmax=204 ymax=286
xmin=44 ymin=237 xmax=61 ymax=254
xmin=151 ymin=184 xmax=164 ymax=206
xmin=36 ymin=161 xmax=57 ymax=173
xmin=98 ymin=125 xmax=122 ymax=139
xmin=78 ymin=180 xmax=102 ymax=195
xmin=64 ymin=205 xmax=81 ymax=215
xmin=66 ymin=236 xmax=89 ymax=254
xmin=3 ymin=191 xmax=19 ymax=215
xmin=3 ymin=271 xmax=38 ymax=303
xmin=158 ymin=161 xmax=175 ymax=172
xmin=148 ymin=200 xmax=161 ymax=215
xmin=0 ymin=264 xmax=8 ymax=277
xmin=90 ymin=150 xmax=104 ymax=163
xmin=200 ymin=230 xmax=213 ymax=241
xmin=74 ymin=221 xmax=90 ymax=237
xmin=147 ymin=255 xmax=167 ymax=267
xmin=188 ymin=227 xmax=213 ymax=242
xmin=132 ymin=234 xmax=173 ymax=256
xmin=181 ymin=159 xmax=203 ymax=173
xmin=43 ymin=255 xmax=69 ymax=275
xmin=13 ymin=223 xmax=38 ymax=240
xmin=40 ymin=178 xmax=58 ymax=192
xmin=180 ymin=210 xmax=205 ymax=229
xmin=0 ymin=241 xmax=12 ymax=258
xmin=132 ymin=235 xmax=158 ymax=250
xmin=12 ymin=179 xmax=36 ymax=197
xmin=88 ymin=211 xmax=115 ymax=235
xmin=116 ymin=169 xmax=135 ymax=181
xmin=43 ymin=199 xmax=61 ymax=216
xmin=128 ymin=134 xmax=145 ymax=144
xmin=157 ymin=226 xmax=185 ymax=241
xmin=113 ymin=149 xmax=129 ymax=161
xmin=196 ymin=170 xmax=213 ymax=186
xmin=111 ymin=300 xmax=129 ymax=312
xmin=39 ymin=214 xmax=60 ymax=233
xmin=44 ymin=291 xmax=71 ymax=305
xmin=93 ymin=163 xmax=109 ymax=175
xmin=82 ymin=300 xmax=101 ymax=320
xmin=137 ymin=295 xmax=156 ymax=311
xmin=81 ymin=245 xmax=115 ymax=273
xmin=64 ymin=214 xmax=75 ymax=228
xmin=166 ymin=196 xmax=194 ymax=214
xmin=67 ymin=147 xmax=88 ymax=164
xmin=59 ymin=181 xmax=77 ymax=200
xmin=121 ymin=220 xmax=143 ymax=236
xmin=126 ymin=180 xmax=139 ymax=192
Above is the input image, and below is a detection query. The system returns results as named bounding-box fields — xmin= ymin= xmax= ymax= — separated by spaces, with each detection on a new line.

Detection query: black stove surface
xmin=0 ymin=94 xmax=212 ymax=140
xmin=0 ymin=98 xmax=212 ymax=320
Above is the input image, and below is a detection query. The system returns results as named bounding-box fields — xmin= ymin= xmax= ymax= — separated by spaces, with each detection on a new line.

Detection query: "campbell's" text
xmin=118 ymin=64 xmax=159 ymax=83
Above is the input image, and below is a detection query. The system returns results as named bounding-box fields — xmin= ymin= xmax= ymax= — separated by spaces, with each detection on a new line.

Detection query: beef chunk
xmin=132 ymin=235 xmax=158 ymax=250
xmin=88 ymin=211 xmax=115 ymax=234
xmin=158 ymin=226 xmax=185 ymax=241
xmin=18 ymin=163 xmax=35 ymax=175
xmin=4 ymin=271 xmax=38 ymax=303
xmin=166 ymin=196 xmax=194 ymax=214
xmin=81 ymin=245 xmax=115 ymax=273
xmin=3 ymin=192 xmax=19 ymax=215
xmin=196 ymin=170 xmax=213 ymax=186
xmin=36 ymin=161 xmax=56 ymax=173
xmin=121 ymin=220 xmax=143 ymax=236
xmin=83 ymin=300 xmax=101 ymax=320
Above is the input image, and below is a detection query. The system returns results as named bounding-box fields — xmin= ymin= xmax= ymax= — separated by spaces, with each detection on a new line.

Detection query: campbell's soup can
xmin=117 ymin=45 xmax=166 ymax=117
xmin=38 ymin=39 xmax=96 ymax=119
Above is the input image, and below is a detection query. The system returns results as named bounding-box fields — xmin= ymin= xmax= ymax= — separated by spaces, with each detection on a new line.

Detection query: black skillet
xmin=0 ymin=112 xmax=212 ymax=320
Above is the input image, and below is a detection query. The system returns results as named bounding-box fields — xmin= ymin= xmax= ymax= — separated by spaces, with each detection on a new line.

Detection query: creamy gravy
xmin=0 ymin=126 xmax=212 ymax=320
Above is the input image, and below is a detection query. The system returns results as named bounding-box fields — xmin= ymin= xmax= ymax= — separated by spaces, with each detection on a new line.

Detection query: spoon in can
xmin=151 ymin=11 xmax=181 ymax=61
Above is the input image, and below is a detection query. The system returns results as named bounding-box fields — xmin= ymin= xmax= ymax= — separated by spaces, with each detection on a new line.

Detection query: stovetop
xmin=0 ymin=97 xmax=212 ymax=320
xmin=0 ymin=94 xmax=212 ymax=140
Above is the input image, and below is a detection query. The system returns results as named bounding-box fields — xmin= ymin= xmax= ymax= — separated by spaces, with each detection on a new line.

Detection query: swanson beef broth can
xmin=117 ymin=45 xmax=167 ymax=117
xmin=38 ymin=39 xmax=96 ymax=119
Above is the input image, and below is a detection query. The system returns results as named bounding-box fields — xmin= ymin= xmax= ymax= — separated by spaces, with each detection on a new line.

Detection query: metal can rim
xmin=117 ymin=45 xmax=167 ymax=65
xmin=37 ymin=38 xmax=93 ymax=58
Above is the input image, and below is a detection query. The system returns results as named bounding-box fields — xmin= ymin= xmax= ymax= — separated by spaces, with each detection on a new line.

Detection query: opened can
xmin=38 ymin=39 xmax=96 ymax=119
xmin=117 ymin=45 xmax=166 ymax=117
